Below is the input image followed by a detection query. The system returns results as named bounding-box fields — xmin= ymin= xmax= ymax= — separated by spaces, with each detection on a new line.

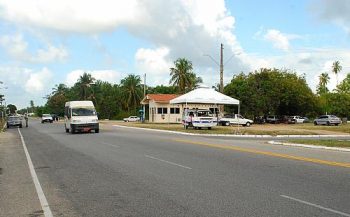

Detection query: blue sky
xmin=0 ymin=0 xmax=349 ymax=109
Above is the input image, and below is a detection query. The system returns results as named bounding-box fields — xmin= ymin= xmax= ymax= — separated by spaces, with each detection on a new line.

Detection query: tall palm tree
xmin=332 ymin=60 xmax=342 ymax=86
xmin=317 ymin=72 xmax=330 ymax=95
xmin=77 ymin=73 xmax=95 ymax=100
xmin=52 ymin=83 xmax=68 ymax=96
xmin=170 ymin=58 xmax=201 ymax=93
xmin=120 ymin=74 xmax=142 ymax=112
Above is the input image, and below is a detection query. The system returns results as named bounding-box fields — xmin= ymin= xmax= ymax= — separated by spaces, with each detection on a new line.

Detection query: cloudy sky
xmin=0 ymin=0 xmax=350 ymax=108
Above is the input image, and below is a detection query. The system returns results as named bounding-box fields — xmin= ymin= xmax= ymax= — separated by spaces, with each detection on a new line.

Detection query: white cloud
xmin=25 ymin=67 xmax=53 ymax=92
xmin=264 ymin=29 xmax=291 ymax=51
xmin=0 ymin=34 xmax=68 ymax=63
xmin=0 ymin=66 xmax=53 ymax=108
xmin=0 ymin=0 xmax=138 ymax=34
xmin=65 ymin=69 xmax=124 ymax=87
xmin=135 ymin=47 xmax=171 ymax=85
xmin=0 ymin=0 xmax=248 ymax=86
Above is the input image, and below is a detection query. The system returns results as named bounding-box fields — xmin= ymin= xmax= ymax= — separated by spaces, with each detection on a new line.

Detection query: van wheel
xmin=314 ymin=121 xmax=318 ymax=125
xmin=65 ymin=128 xmax=69 ymax=133
xmin=95 ymin=129 xmax=99 ymax=133
xmin=208 ymin=127 xmax=212 ymax=130
xmin=246 ymin=122 xmax=251 ymax=127
xmin=7 ymin=124 xmax=9 ymax=128
xmin=327 ymin=121 xmax=330 ymax=126
xmin=19 ymin=124 xmax=22 ymax=128
xmin=335 ymin=123 xmax=339 ymax=126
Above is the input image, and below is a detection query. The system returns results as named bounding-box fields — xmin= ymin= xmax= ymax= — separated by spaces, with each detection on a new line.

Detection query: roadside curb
xmin=268 ymin=141 xmax=350 ymax=152
xmin=112 ymin=124 xmax=350 ymax=138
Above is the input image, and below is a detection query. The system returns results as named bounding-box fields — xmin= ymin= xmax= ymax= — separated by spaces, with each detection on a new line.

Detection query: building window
xmin=170 ymin=108 xmax=180 ymax=114
xmin=157 ymin=107 xmax=168 ymax=114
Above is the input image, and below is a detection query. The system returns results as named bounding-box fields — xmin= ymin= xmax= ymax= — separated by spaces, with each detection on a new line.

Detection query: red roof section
xmin=146 ymin=94 xmax=179 ymax=102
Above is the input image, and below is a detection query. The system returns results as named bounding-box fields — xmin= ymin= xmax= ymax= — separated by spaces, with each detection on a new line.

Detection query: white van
xmin=182 ymin=109 xmax=217 ymax=130
xmin=64 ymin=101 xmax=99 ymax=133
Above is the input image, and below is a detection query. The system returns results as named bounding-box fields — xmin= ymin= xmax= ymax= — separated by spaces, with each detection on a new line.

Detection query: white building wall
xmin=147 ymin=101 xmax=219 ymax=123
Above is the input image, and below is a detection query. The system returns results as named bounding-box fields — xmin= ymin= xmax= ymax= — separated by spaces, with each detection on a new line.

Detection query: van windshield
xmin=72 ymin=107 xmax=96 ymax=116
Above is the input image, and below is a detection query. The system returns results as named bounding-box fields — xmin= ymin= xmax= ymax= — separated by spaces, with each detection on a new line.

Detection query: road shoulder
xmin=0 ymin=130 xmax=43 ymax=216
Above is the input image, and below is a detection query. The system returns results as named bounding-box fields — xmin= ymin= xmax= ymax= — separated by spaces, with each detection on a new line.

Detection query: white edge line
xmin=144 ymin=154 xmax=192 ymax=170
xmin=18 ymin=128 xmax=53 ymax=217
xmin=112 ymin=124 xmax=350 ymax=139
xmin=268 ymin=141 xmax=350 ymax=152
xmin=281 ymin=195 xmax=350 ymax=217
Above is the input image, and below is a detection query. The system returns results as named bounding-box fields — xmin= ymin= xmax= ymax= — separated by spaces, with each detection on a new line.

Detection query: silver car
xmin=7 ymin=116 xmax=23 ymax=128
xmin=313 ymin=115 xmax=341 ymax=126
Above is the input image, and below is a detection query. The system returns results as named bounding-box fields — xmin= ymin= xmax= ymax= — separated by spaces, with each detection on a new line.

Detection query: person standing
xmin=24 ymin=113 xmax=28 ymax=127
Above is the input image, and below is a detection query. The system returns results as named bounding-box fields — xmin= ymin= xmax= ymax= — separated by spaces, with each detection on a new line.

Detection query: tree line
xmin=16 ymin=59 xmax=350 ymax=120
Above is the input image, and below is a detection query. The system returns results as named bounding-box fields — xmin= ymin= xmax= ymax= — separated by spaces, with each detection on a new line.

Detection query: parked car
xmin=314 ymin=115 xmax=341 ymax=126
xmin=219 ymin=114 xmax=253 ymax=127
xmin=302 ymin=117 xmax=310 ymax=123
xmin=41 ymin=114 xmax=53 ymax=123
xmin=7 ymin=115 xmax=23 ymax=128
xmin=266 ymin=115 xmax=280 ymax=124
xmin=123 ymin=116 xmax=140 ymax=122
xmin=288 ymin=116 xmax=306 ymax=124
xmin=254 ymin=116 xmax=266 ymax=124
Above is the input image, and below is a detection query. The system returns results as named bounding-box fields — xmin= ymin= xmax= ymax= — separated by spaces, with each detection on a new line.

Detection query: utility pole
xmin=220 ymin=43 xmax=224 ymax=93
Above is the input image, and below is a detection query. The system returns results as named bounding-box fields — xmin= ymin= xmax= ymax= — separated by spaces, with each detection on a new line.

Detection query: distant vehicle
xmin=219 ymin=114 xmax=253 ymax=127
xmin=287 ymin=116 xmax=306 ymax=124
xmin=41 ymin=114 xmax=53 ymax=123
xmin=302 ymin=117 xmax=310 ymax=123
xmin=314 ymin=115 xmax=341 ymax=126
xmin=7 ymin=116 xmax=23 ymax=128
xmin=123 ymin=116 xmax=140 ymax=122
xmin=254 ymin=116 xmax=266 ymax=124
xmin=64 ymin=101 xmax=99 ymax=133
xmin=266 ymin=115 xmax=280 ymax=124
xmin=182 ymin=109 xmax=217 ymax=130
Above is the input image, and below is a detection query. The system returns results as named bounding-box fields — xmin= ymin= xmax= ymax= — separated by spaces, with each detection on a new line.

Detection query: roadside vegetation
xmin=286 ymin=139 xmax=350 ymax=148
xmin=6 ymin=59 xmax=350 ymax=128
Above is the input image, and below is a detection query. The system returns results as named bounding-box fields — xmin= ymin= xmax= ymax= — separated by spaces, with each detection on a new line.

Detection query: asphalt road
xmin=1 ymin=119 xmax=350 ymax=217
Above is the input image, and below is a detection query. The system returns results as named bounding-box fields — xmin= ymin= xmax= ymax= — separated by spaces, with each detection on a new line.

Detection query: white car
xmin=123 ymin=116 xmax=140 ymax=122
xmin=219 ymin=114 xmax=253 ymax=127
xmin=41 ymin=114 xmax=53 ymax=123
xmin=288 ymin=116 xmax=306 ymax=124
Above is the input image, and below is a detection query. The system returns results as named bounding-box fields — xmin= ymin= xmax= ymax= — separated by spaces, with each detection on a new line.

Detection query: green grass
xmin=114 ymin=122 xmax=319 ymax=136
xmin=286 ymin=139 xmax=350 ymax=148
xmin=299 ymin=123 xmax=350 ymax=133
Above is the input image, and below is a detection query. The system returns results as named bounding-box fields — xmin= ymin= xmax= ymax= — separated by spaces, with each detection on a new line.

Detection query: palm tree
xmin=77 ymin=73 xmax=95 ymax=100
xmin=170 ymin=58 xmax=201 ymax=93
xmin=317 ymin=72 xmax=330 ymax=95
xmin=52 ymin=83 xmax=68 ymax=96
xmin=332 ymin=60 xmax=342 ymax=86
xmin=120 ymin=74 xmax=142 ymax=112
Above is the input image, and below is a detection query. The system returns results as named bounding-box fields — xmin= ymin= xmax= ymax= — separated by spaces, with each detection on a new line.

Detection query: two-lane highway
xmin=4 ymin=119 xmax=350 ymax=216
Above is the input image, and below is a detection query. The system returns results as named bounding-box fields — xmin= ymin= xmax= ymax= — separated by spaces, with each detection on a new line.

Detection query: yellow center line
xmin=173 ymin=139 xmax=350 ymax=168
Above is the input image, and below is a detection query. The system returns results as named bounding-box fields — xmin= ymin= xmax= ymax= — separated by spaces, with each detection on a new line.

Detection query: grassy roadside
xmin=0 ymin=119 xmax=5 ymax=132
xmin=110 ymin=122 xmax=321 ymax=136
xmin=299 ymin=123 xmax=350 ymax=134
xmin=286 ymin=139 xmax=350 ymax=148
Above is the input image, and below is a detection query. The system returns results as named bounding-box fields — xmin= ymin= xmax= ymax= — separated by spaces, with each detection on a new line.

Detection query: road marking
xmin=173 ymin=139 xmax=350 ymax=168
xmin=100 ymin=142 xmax=120 ymax=148
xmin=281 ymin=195 xmax=350 ymax=217
xmin=18 ymin=128 xmax=53 ymax=217
xmin=144 ymin=154 xmax=192 ymax=170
